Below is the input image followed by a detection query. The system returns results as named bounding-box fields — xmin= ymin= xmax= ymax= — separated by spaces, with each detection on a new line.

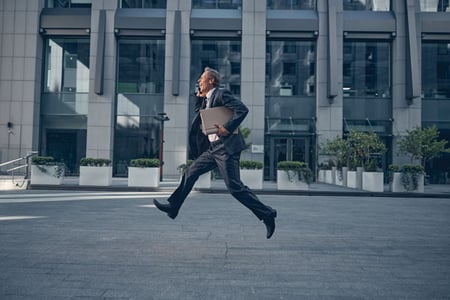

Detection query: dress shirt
xmin=205 ymin=88 xmax=219 ymax=142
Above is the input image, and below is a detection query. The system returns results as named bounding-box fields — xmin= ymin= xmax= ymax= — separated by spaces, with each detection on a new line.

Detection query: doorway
xmin=267 ymin=137 xmax=310 ymax=181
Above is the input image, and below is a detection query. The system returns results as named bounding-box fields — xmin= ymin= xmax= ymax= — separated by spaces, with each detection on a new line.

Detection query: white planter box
xmin=325 ymin=170 xmax=333 ymax=184
xmin=391 ymin=172 xmax=424 ymax=193
xmin=318 ymin=170 xmax=326 ymax=182
xmin=240 ymin=169 xmax=263 ymax=190
xmin=79 ymin=166 xmax=112 ymax=186
xmin=362 ymin=171 xmax=384 ymax=192
xmin=277 ymin=170 xmax=309 ymax=190
xmin=128 ymin=167 xmax=159 ymax=188
xmin=31 ymin=165 xmax=64 ymax=185
xmin=335 ymin=169 xmax=344 ymax=186
xmin=347 ymin=167 xmax=363 ymax=190
xmin=194 ymin=171 xmax=211 ymax=189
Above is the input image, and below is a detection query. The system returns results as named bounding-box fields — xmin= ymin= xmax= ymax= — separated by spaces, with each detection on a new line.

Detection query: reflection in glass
xmin=266 ymin=41 xmax=315 ymax=97
xmin=43 ymin=38 xmax=90 ymax=102
xmin=192 ymin=0 xmax=242 ymax=9
xmin=47 ymin=0 xmax=92 ymax=8
xmin=267 ymin=0 xmax=315 ymax=10
xmin=114 ymin=39 xmax=165 ymax=176
xmin=343 ymin=41 xmax=391 ymax=98
xmin=121 ymin=0 xmax=166 ymax=8
xmin=117 ymin=39 xmax=165 ymax=94
xmin=343 ymin=0 xmax=390 ymax=11
xmin=420 ymin=0 xmax=450 ymax=11
xmin=422 ymin=43 xmax=450 ymax=99
xmin=190 ymin=40 xmax=241 ymax=95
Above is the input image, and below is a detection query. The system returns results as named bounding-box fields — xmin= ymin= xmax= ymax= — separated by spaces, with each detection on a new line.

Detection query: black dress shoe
xmin=153 ymin=199 xmax=178 ymax=219
xmin=263 ymin=210 xmax=277 ymax=239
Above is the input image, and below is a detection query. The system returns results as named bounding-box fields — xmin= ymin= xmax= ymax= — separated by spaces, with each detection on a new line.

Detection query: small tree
xmin=346 ymin=130 xmax=387 ymax=170
xmin=397 ymin=126 xmax=450 ymax=168
xmin=322 ymin=136 xmax=351 ymax=168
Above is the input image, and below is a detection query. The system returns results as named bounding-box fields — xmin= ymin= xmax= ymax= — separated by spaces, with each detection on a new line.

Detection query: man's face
xmin=197 ymin=71 xmax=214 ymax=95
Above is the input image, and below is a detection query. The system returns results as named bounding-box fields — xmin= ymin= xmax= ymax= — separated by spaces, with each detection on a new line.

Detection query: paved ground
xmin=0 ymin=190 xmax=449 ymax=299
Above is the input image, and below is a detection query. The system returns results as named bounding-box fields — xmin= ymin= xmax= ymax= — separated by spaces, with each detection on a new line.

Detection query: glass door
xmin=268 ymin=137 xmax=309 ymax=181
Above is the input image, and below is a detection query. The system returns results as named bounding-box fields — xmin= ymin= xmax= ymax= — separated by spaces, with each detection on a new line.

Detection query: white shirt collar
xmin=206 ymin=88 xmax=216 ymax=99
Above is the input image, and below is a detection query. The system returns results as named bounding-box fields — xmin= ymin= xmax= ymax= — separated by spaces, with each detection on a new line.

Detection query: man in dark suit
xmin=153 ymin=67 xmax=277 ymax=239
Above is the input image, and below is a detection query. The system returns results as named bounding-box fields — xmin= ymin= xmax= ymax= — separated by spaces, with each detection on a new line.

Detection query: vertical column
xmin=241 ymin=0 xmax=266 ymax=162
xmin=391 ymin=0 xmax=421 ymax=166
xmin=86 ymin=0 xmax=119 ymax=159
xmin=316 ymin=0 xmax=343 ymax=162
xmin=0 ymin=0 xmax=43 ymax=162
xmin=163 ymin=0 xmax=192 ymax=178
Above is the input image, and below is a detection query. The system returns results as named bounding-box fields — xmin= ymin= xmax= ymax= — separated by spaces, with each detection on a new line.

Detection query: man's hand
xmin=215 ymin=124 xmax=230 ymax=136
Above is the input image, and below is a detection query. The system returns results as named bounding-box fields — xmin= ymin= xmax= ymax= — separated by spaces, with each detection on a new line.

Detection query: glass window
xmin=266 ymin=41 xmax=316 ymax=97
xmin=117 ymin=39 xmax=165 ymax=94
xmin=343 ymin=0 xmax=390 ymax=11
xmin=343 ymin=41 xmax=391 ymax=98
xmin=192 ymin=0 xmax=242 ymax=9
xmin=121 ymin=0 xmax=166 ymax=8
xmin=41 ymin=38 xmax=89 ymax=175
xmin=44 ymin=38 xmax=90 ymax=96
xmin=114 ymin=39 xmax=165 ymax=176
xmin=47 ymin=0 xmax=92 ymax=8
xmin=422 ymin=43 xmax=450 ymax=99
xmin=420 ymin=0 xmax=450 ymax=12
xmin=190 ymin=40 xmax=241 ymax=95
xmin=267 ymin=0 xmax=315 ymax=10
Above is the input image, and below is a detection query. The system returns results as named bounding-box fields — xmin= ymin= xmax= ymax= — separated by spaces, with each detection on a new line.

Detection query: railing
xmin=0 ymin=151 xmax=37 ymax=188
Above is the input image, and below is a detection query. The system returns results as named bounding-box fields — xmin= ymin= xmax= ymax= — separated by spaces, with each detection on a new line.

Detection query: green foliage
xmin=398 ymin=125 xmax=450 ymax=167
xmin=177 ymin=160 xmax=194 ymax=174
xmin=31 ymin=156 xmax=56 ymax=165
xmin=80 ymin=158 xmax=111 ymax=167
xmin=240 ymin=127 xmax=252 ymax=149
xmin=31 ymin=156 xmax=65 ymax=178
xmin=239 ymin=160 xmax=263 ymax=170
xmin=321 ymin=136 xmax=351 ymax=168
xmin=388 ymin=164 xmax=424 ymax=191
xmin=277 ymin=161 xmax=312 ymax=184
xmin=346 ymin=130 xmax=387 ymax=170
xmin=130 ymin=158 xmax=160 ymax=168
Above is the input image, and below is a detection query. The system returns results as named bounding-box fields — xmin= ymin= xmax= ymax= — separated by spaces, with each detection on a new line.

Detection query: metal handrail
xmin=0 ymin=151 xmax=37 ymax=188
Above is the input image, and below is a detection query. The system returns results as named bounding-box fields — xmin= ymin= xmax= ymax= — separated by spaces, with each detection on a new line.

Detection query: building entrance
xmin=46 ymin=130 xmax=86 ymax=175
xmin=267 ymin=137 xmax=310 ymax=181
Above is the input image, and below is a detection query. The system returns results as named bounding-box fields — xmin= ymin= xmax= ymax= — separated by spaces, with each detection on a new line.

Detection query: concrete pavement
xmin=0 ymin=190 xmax=449 ymax=299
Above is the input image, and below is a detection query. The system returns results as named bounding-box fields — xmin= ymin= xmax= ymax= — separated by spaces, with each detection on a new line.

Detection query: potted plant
xmin=389 ymin=164 xmax=425 ymax=193
xmin=277 ymin=161 xmax=312 ymax=190
xmin=346 ymin=130 xmax=386 ymax=190
xmin=128 ymin=158 xmax=160 ymax=188
xmin=397 ymin=125 xmax=449 ymax=185
xmin=322 ymin=136 xmax=350 ymax=186
xmin=30 ymin=156 xmax=65 ymax=185
xmin=362 ymin=158 xmax=384 ymax=192
xmin=79 ymin=157 xmax=112 ymax=186
xmin=177 ymin=160 xmax=211 ymax=189
xmin=239 ymin=160 xmax=263 ymax=190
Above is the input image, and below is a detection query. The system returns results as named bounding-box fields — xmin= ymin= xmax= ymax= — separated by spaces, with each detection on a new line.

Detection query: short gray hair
xmin=204 ymin=67 xmax=221 ymax=87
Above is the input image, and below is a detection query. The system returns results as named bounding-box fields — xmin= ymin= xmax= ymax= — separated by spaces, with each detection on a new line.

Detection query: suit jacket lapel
xmin=209 ymin=88 xmax=219 ymax=108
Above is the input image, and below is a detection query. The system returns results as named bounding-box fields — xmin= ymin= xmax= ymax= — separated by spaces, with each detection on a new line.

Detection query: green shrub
xmin=239 ymin=160 xmax=263 ymax=170
xmin=130 ymin=158 xmax=160 ymax=168
xmin=277 ymin=161 xmax=312 ymax=184
xmin=177 ymin=160 xmax=194 ymax=174
xmin=80 ymin=158 xmax=111 ymax=167
xmin=31 ymin=156 xmax=56 ymax=165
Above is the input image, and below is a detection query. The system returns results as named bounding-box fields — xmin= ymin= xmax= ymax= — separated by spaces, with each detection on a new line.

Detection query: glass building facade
xmin=1 ymin=0 xmax=449 ymax=184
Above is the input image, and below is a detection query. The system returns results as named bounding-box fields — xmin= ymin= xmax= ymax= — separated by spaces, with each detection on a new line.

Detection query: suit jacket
xmin=189 ymin=88 xmax=248 ymax=159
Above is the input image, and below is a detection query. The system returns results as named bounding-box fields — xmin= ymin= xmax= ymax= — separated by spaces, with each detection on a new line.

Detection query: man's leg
xmin=154 ymin=150 xmax=216 ymax=218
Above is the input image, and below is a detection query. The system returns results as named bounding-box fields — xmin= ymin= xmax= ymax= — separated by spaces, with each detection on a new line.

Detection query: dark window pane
xmin=192 ymin=0 xmax=242 ymax=9
xmin=343 ymin=0 xmax=390 ymax=11
xmin=343 ymin=41 xmax=391 ymax=98
xmin=122 ymin=0 xmax=166 ymax=8
xmin=422 ymin=43 xmax=450 ymax=99
xmin=267 ymin=0 xmax=315 ymax=10
xmin=266 ymin=41 xmax=315 ymax=97
xmin=420 ymin=0 xmax=450 ymax=11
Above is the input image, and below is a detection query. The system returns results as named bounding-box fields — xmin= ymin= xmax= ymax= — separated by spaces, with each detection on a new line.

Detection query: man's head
xmin=197 ymin=67 xmax=221 ymax=96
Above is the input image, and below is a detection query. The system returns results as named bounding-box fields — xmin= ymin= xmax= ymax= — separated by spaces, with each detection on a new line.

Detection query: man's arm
xmin=220 ymin=90 xmax=249 ymax=135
